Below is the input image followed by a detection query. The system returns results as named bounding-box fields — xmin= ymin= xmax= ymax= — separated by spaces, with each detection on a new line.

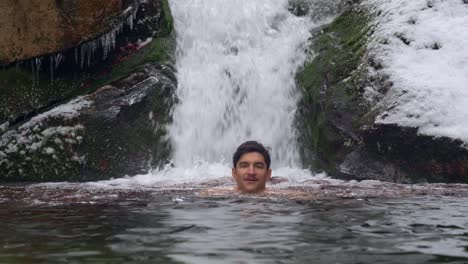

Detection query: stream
xmin=2 ymin=1 xmax=468 ymax=263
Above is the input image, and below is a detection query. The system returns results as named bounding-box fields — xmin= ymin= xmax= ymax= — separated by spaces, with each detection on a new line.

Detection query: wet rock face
xmin=0 ymin=0 xmax=174 ymax=182
xmin=0 ymin=0 xmax=129 ymax=64
xmin=363 ymin=125 xmax=468 ymax=183
xmin=0 ymin=63 xmax=176 ymax=181
xmin=78 ymin=64 xmax=176 ymax=179
xmin=0 ymin=0 xmax=174 ymax=131
xmin=288 ymin=0 xmax=353 ymax=20
xmin=296 ymin=5 xmax=468 ymax=183
xmin=296 ymin=6 xmax=372 ymax=179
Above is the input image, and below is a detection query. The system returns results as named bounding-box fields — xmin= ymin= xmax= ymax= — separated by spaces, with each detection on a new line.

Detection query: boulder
xmin=0 ymin=0 xmax=176 ymax=181
xmin=0 ymin=0 xmax=129 ymax=64
xmin=0 ymin=0 xmax=176 ymax=65
xmin=296 ymin=5 xmax=468 ymax=183
xmin=0 ymin=63 xmax=176 ymax=181
xmin=0 ymin=0 xmax=174 ymax=128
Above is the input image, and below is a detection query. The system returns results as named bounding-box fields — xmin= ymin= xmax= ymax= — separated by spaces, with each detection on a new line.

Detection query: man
xmin=232 ymin=141 xmax=272 ymax=194
xmin=198 ymin=141 xmax=306 ymax=198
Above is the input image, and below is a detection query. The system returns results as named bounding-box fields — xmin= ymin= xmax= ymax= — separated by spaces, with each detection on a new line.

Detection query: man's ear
xmin=232 ymin=167 xmax=237 ymax=180
xmin=267 ymin=169 xmax=272 ymax=181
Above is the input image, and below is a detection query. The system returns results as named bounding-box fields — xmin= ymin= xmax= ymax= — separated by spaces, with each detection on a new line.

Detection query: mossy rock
xmin=0 ymin=63 xmax=176 ymax=182
xmin=0 ymin=0 xmax=175 ymax=126
xmin=296 ymin=6 xmax=373 ymax=174
xmin=0 ymin=0 xmax=176 ymax=182
xmin=296 ymin=5 xmax=468 ymax=183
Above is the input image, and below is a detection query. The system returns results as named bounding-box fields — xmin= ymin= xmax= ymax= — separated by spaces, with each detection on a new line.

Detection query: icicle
xmin=35 ymin=58 xmax=42 ymax=72
xmin=31 ymin=60 xmax=35 ymax=88
xmin=123 ymin=6 xmax=134 ymax=16
xmin=127 ymin=11 xmax=137 ymax=30
xmin=87 ymin=42 xmax=92 ymax=67
xmin=35 ymin=58 xmax=42 ymax=87
xmin=80 ymin=44 xmax=86 ymax=69
xmin=100 ymin=23 xmax=122 ymax=60
xmin=100 ymin=33 xmax=108 ymax=60
xmin=111 ymin=29 xmax=117 ymax=50
xmin=91 ymin=40 xmax=97 ymax=63
xmin=54 ymin=53 xmax=63 ymax=69
xmin=73 ymin=9 xmax=134 ymax=65
xmin=50 ymin=56 xmax=54 ymax=82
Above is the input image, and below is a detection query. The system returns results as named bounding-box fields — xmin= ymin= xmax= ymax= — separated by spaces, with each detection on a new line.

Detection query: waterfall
xmin=168 ymin=0 xmax=313 ymax=169
xmin=98 ymin=0 xmax=319 ymax=187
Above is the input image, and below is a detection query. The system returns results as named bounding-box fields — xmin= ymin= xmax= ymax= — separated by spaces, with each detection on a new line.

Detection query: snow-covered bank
xmin=368 ymin=0 xmax=468 ymax=143
xmin=296 ymin=0 xmax=468 ymax=182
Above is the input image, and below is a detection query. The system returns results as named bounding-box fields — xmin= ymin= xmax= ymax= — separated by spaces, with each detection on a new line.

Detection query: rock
xmin=296 ymin=5 xmax=468 ymax=183
xmin=0 ymin=0 xmax=128 ymax=64
xmin=296 ymin=6 xmax=372 ymax=178
xmin=0 ymin=0 xmax=175 ymax=65
xmin=288 ymin=0 xmax=310 ymax=17
xmin=0 ymin=0 xmax=175 ymax=182
xmin=288 ymin=0 xmax=353 ymax=20
xmin=363 ymin=124 xmax=468 ymax=182
xmin=0 ymin=63 xmax=176 ymax=181
xmin=338 ymin=150 xmax=410 ymax=183
xmin=0 ymin=0 xmax=174 ymax=127
xmin=270 ymin=176 xmax=289 ymax=184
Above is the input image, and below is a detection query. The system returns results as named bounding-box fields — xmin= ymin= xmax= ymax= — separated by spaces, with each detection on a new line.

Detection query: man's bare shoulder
xmin=197 ymin=186 xmax=237 ymax=196
xmin=196 ymin=186 xmax=315 ymax=200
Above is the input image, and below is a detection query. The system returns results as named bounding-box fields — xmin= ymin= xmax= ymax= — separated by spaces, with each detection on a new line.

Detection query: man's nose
xmin=247 ymin=165 xmax=255 ymax=174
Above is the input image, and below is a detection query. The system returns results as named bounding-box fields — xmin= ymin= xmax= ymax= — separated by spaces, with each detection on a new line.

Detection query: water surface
xmin=2 ymin=184 xmax=468 ymax=263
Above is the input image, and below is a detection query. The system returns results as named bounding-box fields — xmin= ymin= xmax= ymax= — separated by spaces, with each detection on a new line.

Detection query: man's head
xmin=232 ymin=141 xmax=272 ymax=194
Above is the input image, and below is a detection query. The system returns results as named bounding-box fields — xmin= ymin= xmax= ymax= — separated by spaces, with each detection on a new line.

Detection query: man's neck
xmin=235 ymin=187 xmax=266 ymax=194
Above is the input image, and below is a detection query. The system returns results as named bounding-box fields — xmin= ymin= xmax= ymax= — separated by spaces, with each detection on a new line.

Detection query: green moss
xmin=0 ymin=0 xmax=176 ymax=124
xmin=0 ymin=0 xmax=176 ymax=181
xmin=87 ymin=0 xmax=175 ymax=91
xmin=296 ymin=7 xmax=372 ymax=172
xmin=87 ymin=35 xmax=175 ymax=90
xmin=161 ymin=0 xmax=174 ymax=35
xmin=0 ymin=67 xmax=85 ymax=124
xmin=79 ymin=81 xmax=175 ymax=180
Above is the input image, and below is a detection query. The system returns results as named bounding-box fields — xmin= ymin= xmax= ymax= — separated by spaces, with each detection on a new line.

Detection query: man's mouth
xmin=244 ymin=178 xmax=258 ymax=182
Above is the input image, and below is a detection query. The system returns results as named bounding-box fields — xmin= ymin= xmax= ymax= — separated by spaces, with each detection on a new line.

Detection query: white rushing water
xmin=169 ymin=0 xmax=312 ymax=168
xmin=94 ymin=0 xmax=322 ymax=187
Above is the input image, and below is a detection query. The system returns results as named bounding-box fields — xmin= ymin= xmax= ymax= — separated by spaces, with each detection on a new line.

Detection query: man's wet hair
xmin=233 ymin=141 xmax=271 ymax=169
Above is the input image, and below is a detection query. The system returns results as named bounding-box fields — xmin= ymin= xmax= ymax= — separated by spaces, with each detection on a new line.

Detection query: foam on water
xmin=87 ymin=163 xmax=323 ymax=189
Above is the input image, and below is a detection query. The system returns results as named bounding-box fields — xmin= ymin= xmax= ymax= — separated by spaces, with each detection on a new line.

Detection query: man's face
xmin=232 ymin=152 xmax=272 ymax=194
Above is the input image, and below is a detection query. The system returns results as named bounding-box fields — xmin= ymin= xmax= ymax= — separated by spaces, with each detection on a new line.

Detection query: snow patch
xmin=0 ymin=122 xmax=9 ymax=133
xmin=19 ymin=97 xmax=91 ymax=130
xmin=0 ymin=98 xmax=90 ymax=169
xmin=137 ymin=37 xmax=153 ymax=49
xmin=367 ymin=0 xmax=468 ymax=143
xmin=44 ymin=147 xmax=55 ymax=155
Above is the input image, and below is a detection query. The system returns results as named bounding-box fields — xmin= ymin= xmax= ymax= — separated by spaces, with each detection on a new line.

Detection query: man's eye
xmin=255 ymin=164 xmax=265 ymax=169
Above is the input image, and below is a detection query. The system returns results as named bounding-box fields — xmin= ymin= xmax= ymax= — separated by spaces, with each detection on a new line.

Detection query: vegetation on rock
xmin=0 ymin=0 xmax=176 ymax=182
xmin=296 ymin=6 xmax=372 ymax=174
xmin=296 ymin=3 xmax=468 ymax=183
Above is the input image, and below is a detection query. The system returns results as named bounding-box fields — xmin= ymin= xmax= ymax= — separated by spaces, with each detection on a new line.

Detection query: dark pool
xmin=1 ymin=184 xmax=468 ymax=264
